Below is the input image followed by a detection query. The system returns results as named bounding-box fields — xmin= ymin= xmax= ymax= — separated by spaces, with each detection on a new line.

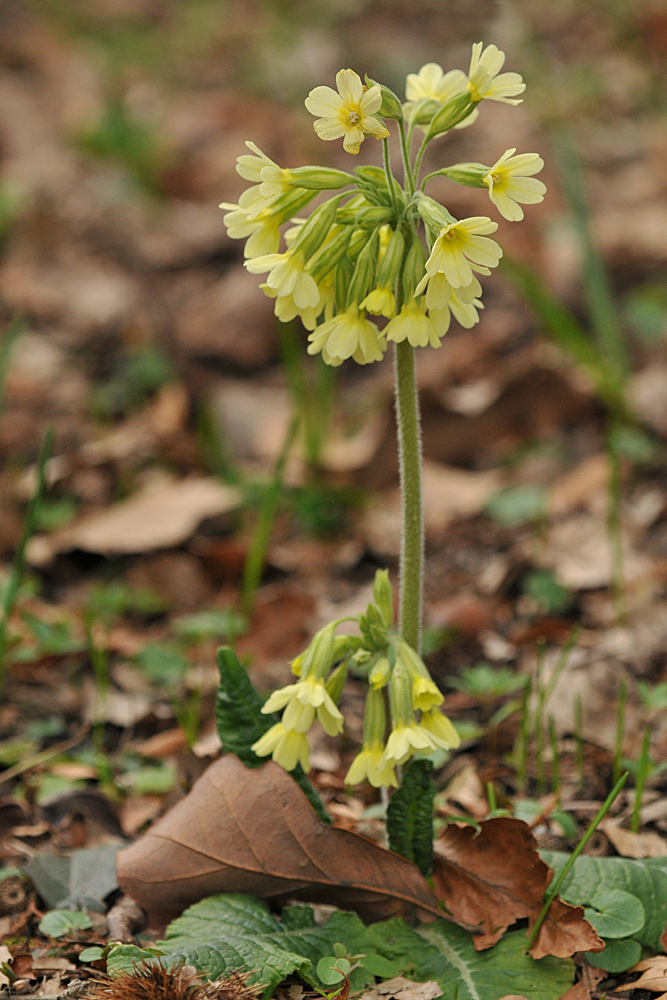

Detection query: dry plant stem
xmin=525 ymin=771 xmax=629 ymax=952
xmin=393 ymin=340 xmax=423 ymax=652
xmin=0 ymin=726 xmax=89 ymax=787
xmin=613 ymin=676 xmax=627 ymax=787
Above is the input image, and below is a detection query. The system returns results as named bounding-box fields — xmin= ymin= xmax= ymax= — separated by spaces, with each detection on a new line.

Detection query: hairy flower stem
xmin=394 ymin=340 xmax=423 ymax=652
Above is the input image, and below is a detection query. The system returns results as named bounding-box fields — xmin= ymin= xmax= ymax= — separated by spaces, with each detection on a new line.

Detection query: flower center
xmin=490 ymin=172 xmax=500 ymax=184
xmin=348 ymin=110 xmax=361 ymax=125
xmin=445 ymin=229 xmax=457 ymax=240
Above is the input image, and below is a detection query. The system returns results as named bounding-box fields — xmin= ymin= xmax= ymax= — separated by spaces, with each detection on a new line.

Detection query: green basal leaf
xmin=386 ymin=758 xmax=436 ymax=876
xmin=214 ymin=646 xmax=330 ymax=824
xmin=585 ymin=937 xmax=642 ymax=973
xmin=38 ymin=909 xmax=92 ymax=938
xmin=584 ymin=889 xmax=645 ymax=939
xmin=365 ymin=918 xmax=574 ymax=1000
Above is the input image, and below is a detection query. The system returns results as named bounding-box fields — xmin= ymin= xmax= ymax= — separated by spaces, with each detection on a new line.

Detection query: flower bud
xmin=270 ymin=188 xmax=317 ymax=224
xmin=293 ymin=196 xmax=342 ymax=261
xmin=355 ymin=205 xmax=394 ymax=230
xmin=359 ymin=601 xmax=388 ymax=651
xmin=352 ymin=648 xmax=372 ymax=668
xmin=372 ymin=569 xmax=394 ymax=628
xmin=393 ymin=636 xmax=444 ymax=712
xmin=426 ymin=93 xmax=475 ymax=139
xmin=325 ymin=660 xmax=348 ymax=705
xmin=308 ymin=225 xmax=352 ymax=281
xmin=389 ymin=659 xmax=414 ymax=729
xmin=346 ymin=228 xmax=380 ymax=309
xmin=336 ymin=194 xmax=367 ymax=225
xmin=376 ymin=226 xmax=405 ymax=289
xmin=369 ymin=655 xmax=391 ymax=690
xmin=402 ymin=236 xmax=427 ymax=302
xmin=365 ymin=76 xmax=403 ymax=120
xmin=300 ymin=622 xmax=336 ymax=681
xmin=347 ymin=227 xmax=373 ymax=258
xmin=334 ymin=253 xmax=354 ymax=313
xmin=363 ymin=686 xmax=388 ymax=747
xmin=406 ymin=97 xmax=442 ymax=126
xmin=416 ymin=194 xmax=456 ymax=232
xmin=288 ymin=166 xmax=355 ymax=190
xmin=439 ymin=163 xmax=488 ymax=188
xmin=332 ymin=634 xmax=364 ymax=661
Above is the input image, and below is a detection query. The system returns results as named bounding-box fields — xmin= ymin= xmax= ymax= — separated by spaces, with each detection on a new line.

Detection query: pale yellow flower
xmin=425 ymin=217 xmax=502 ymax=288
xmin=449 ymin=287 xmax=484 ymax=328
xmin=360 ymin=285 xmax=396 ymax=319
xmin=308 ymin=306 xmax=385 ymax=366
xmin=251 ymin=723 xmax=310 ymax=772
xmin=219 ymin=199 xmax=281 ymax=258
xmin=261 ymin=285 xmax=322 ymax=331
xmin=246 ymin=249 xmax=320 ymax=309
xmin=382 ymin=721 xmax=440 ymax=767
xmin=467 ymin=43 xmax=525 ymax=105
xmin=420 ymin=708 xmax=461 ymax=749
xmin=384 ymin=299 xmax=441 ymax=348
xmin=305 ymin=69 xmax=389 ymax=155
xmin=483 ymin=148 xmax=546 ymax=222
xmin=262 ymin=676 xmax=343 ymax=737
xmin=346 ymin=745 xmax=397 ymax=788
xmin=414 ymin=272 xmax=484 ymax=330
xmin=236 ymin=141 xmax=279 ymax=183
xmin=404 ymin=62 xmax=478 ymax=130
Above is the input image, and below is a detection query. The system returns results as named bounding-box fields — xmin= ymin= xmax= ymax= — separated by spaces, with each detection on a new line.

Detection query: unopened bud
xmin=301 ymin=622 xmax=336 ymax=681
xmin=365 ymin=76 xmax=403 ymax=120
xmin=271 ymin=188 xmax=317 ymax=224
xmin=355 ymin=205 xmax=394 ymax=230
xmin=359 ymin=601 xmax=388 ymax=651
xmin=363 ymin=686 xmax=388 ymax=748
xmin=347 ymin=227 xmax=373 ymax=258
xmin=288 ymin=166 xmax=355 ymax=190
xmin=334 ymin=254 xmax=354 ymax=313
xmin=416 ymin=194 xmax=456 ymax=233
xmin=325 ymin=661 xmax=348 ymax=705
xmin=402 ymin=237 xmax=427 ymax=303
xmin=426 ymin=93 xmax=474 ymax=140
xmin=308 ymin=225 xmax=352 ymax=281
xmin=369 ymin=655 xmax=391 ymax=691
xmin=372 ymin=569 xmax=394 ymax=628
xmin=293 ymin=196 xmax=342 ymax=261
xmin=346 ymin=229 xmax=380 ymax=309
xmin=376 ymin=227 xmax=405 ymax=289
xmin=439 ymin=163 xmax=488 ymax=188
xmin=336 ymin=195 xmax=367 ymax=226
xmin=389 ymin=659 xmax=414 ymax=729
xmin=406 ymin=97 xmax=442 ymax=126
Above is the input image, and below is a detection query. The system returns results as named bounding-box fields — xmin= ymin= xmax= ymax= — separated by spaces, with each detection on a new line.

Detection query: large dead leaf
xmin=28 ymin=476 xmax=241 ymax=563
xmin=116 ymin=755 xmax=442 ymax=926
xmin=614 ymin=957 xmax=667 ymax=992
xmin=432 ymin=818 xmax=603 ymax=958
xmin=602 ymin=822 xmax=667 ymax=859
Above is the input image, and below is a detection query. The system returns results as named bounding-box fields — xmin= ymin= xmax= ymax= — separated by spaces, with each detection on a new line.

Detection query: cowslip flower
xmin=345 ymin=687 xmax=397 ymax=788
xmin=360 ymin=285 xmax=396 ymax=319
xmin=483 ymin=148 xmax=546 ymax=222
xmin=467 ymin=43 xmax=525 ymax=105
xmin=308 ymin=306 xmax=385 ymax=366
xmin=382 ymin=660 xmax=442 ymax=768
xmin=384 ymin=299 xmax=441 ymax=348
xmin=393 ymin=637 xmax=444 ymax=712
xmin=245 ymin=249 xmax=320 ymax=310
xmin=425 ymin=217 xmax=502 ymax=288
xmin=415 ymin=272 xmax=484 ymax=329
xmin=251 ymin=722 xmax=310 ymax=772
xmin=305 ymin=69 xmax=389 ymax=155
xmin=219 ymin=199 xmax=281 ymax=259
xmin=262 ymin=675 xmax=343 ymax=737
xmin=420 ymin=708 xmax=461 ymax=749
xmin=405 ymin=62 xmax=477 ymax=130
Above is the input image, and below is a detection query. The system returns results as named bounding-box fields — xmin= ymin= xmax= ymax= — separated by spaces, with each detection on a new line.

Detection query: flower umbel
xmin=305 ymin=69 xmax=389 ymax=154
xmin=425 ymin=216 xmax=502 ymax=288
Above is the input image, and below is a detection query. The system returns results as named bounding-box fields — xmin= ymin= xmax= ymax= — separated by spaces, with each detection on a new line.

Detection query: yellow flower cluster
xmin=252 ymin=570 xmax=460 ymax=788
xmin=220 ymin=42 xmax=545 ymax=368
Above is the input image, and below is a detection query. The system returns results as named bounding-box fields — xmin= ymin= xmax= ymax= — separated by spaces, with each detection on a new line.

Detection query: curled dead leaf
xmin=432 ymin=817 xmax=603 ymax=958
xmin=117 ymin=755 xmax=441 ymax=926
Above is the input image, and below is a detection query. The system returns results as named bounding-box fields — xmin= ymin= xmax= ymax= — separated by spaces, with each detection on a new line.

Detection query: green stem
xmin=525 ymin=772 xmax=628 ymax=952
xmin=382 ymin=138 xmax=400 ymax=217
xmin=606 ymin=423 xmax=626 ymax=624
xmin=393 ymin=341 xmax=423 ymax=652
xmin=412 ymin=133 xmax=430 ymax=186
xmin=397 ymin=119 xmax=415 ymax=196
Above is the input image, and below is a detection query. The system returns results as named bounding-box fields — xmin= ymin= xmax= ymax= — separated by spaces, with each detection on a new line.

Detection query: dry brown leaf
xmin=556 ymin=967 xmax=607 ymax=1000
xmin=613 ymin=956 xmax=667 ymax=992
xmin=117 ymin=755 xmax=442 ymax=926
xmin=548 ymin=454 xmax=609 ymax=518
xmin=28 ymin=477 xmax=241 ymax=563
xmin=432 ymin=817 xmax=603 ymax=958
xmin=360 ymin=977 xmax=443 ymax=1000
xmin=602 ymin=822 xmax=667 ymax=858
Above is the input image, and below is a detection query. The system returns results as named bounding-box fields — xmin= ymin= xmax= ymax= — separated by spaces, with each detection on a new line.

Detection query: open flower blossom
xmin=219 ymin=198 xmax=281 ymax=259
xmin=425 ymin=216 xmax=502 ymax=288
xmin=305 ymin=69 xmax=389 ymax=154
xmin=308 ymin=306 xmax=385 ymax=366
xmin=420 ymin=708 xmax=461 ymax=749
xmin=261 ymin=675 xmax=343 ymax=737
xmin=361 ymin=285 xmax=396 ymax=319
xmin=404 ymin=62 xmax=478 ymax=129
xmin=384 ymin=299 xmax=441 ymax=348
xmin=345 ymin=687 xmax=397 ymax=788
xmin=415 ymin=272 xmax=485 ymax=329
xmin=483 ymin=148 xmax=546 ymax=221
xmin=467 ymin=43 xmax=525 ymax=105
xmin=251 ymin=723 xmax=310 ymax=772
xmin=246 ymin=249 xmax=320 ymax=309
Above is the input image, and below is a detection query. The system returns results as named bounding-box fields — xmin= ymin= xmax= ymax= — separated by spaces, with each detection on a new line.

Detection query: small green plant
xmin=448 ymin=663 xmax=526 ymax=703
xmin=522 ymin=570 xmax=571 ymax=615
xmin=77 ymin=96 xmax=167 ymax=195
xmin=89 ymin=344 xmax=174 ymax=421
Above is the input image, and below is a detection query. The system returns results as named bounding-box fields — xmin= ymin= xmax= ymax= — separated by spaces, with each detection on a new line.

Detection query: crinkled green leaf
xmin=214 ymin=647 xmax=330 ymax=824
xmin=158 ymin=893 xmax=376 ymax=994
xmin=365 ymin=918 xmax=574 ymax=1000
xmin=386 ymin=759 xmax=436 ymax=876
xmin=541 ymin=850 xmax=667 ymax=950
xmin=584 ymin=890 xmax=645 ymax=939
